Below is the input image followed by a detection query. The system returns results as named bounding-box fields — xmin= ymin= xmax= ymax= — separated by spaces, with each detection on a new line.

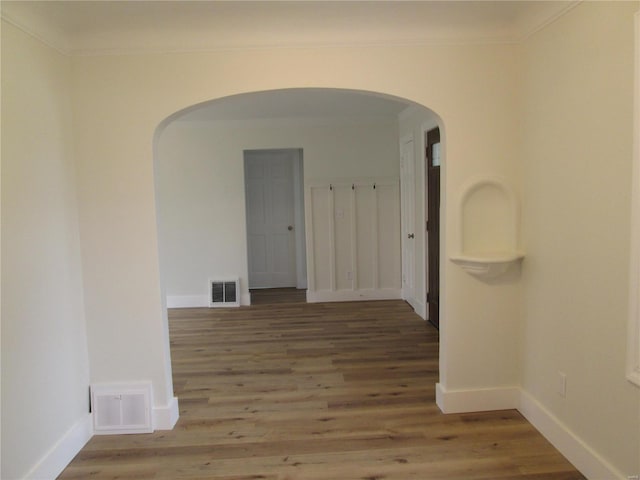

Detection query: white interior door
xmin=245 ymin=150 xmax=297 ymax=289
xmin=400 ymin=137 xmax=416 ymax=307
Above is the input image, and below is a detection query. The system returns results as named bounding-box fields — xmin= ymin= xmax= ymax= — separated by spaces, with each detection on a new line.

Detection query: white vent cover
xmin=91 ymin=383 xmax=153 ymax=434
xmin=209 ymin=278 xmax=240 ymax=307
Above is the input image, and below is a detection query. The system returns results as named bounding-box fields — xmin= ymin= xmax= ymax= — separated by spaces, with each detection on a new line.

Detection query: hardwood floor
xmin=59 ymin=300 xmax=585 ymax=479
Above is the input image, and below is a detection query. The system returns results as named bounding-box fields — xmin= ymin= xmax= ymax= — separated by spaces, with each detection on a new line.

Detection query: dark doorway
xmin=426 ymin=127 xmax=441 ymax=329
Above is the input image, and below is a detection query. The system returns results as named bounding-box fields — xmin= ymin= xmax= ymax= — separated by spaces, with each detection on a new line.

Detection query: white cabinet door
xmin=400 ymin=137 xmax=416 ymax=307
xmin=245 ymin=151 xmax=296 ymax=288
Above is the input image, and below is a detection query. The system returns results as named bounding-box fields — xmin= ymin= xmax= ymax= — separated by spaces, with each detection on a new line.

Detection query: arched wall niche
xmin=460 ymin=177 xmax=518 ymax=254
xmin=450 ymin=176 xmax=524 ymax=279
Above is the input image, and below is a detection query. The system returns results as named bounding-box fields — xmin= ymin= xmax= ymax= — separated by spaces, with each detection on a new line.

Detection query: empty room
xmin=2 ymin=1 xmax=639 ymax=479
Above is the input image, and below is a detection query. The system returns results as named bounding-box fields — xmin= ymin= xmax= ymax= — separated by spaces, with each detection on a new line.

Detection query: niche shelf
xmin=450 ymin=251 xmax=524 ymax=279
xmin=450 ymin=176 xmax=524 ymax=279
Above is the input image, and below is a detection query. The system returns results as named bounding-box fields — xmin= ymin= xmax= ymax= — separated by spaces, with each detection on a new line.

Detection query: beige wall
xmin=1 ymin=21 xmax=91 ymax=479
xmin=521 ymin=2 xmax=640 ymax=475
xmin=2 ymin=2 xmax=638 ymax=477
xmin=71 ymin=40 xmax=523 ymax=411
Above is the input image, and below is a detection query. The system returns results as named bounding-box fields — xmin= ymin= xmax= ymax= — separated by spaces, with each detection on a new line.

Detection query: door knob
xmin=408 ymin=233 xmax=415 ymax=239
xmin=288 ymin=225 xmax=294 ymax=231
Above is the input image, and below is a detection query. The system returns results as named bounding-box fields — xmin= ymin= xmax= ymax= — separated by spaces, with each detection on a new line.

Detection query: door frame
xmin=400 ymin=134 xmax=417 ymax=309
xmin=425 ymin=126 xmax=441 ymax=329
xmin=243 ymin=148 xmax=307 ymax=290
xmin=291 ymin=150 xmax=307 ymax=289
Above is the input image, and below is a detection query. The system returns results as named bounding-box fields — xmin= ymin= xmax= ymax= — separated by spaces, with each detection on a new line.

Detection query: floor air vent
xmin=209 ymin=278 xmax=240 ymax=307
xmin=90 ymin=383 xmax=153 ymax=434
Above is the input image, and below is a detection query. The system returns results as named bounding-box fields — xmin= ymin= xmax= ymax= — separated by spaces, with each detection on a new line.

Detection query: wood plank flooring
xmin=58 ymin=299 xmax=585 ymax=480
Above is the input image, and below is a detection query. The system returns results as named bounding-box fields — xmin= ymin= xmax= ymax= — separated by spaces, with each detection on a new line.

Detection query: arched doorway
xmin=153 ymin=88 xmax=442 ymax=324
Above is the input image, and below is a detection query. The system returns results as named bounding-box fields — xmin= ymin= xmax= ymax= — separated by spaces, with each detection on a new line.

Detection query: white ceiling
xmin=177 ymin=89 xmax=414 ymax=122
xmin=0 ymin=1 xmax=578 ymax=122
xmin=1 ymin=1 xmax=579 ymax=56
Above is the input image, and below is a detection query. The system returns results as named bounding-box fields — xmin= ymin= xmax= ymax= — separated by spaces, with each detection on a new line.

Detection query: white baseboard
xmin=413 ymin=299 xmax=427 ymax=320
xmin=435 ymin=383 xmax=520 ymax=414
xmin=25 ymin=413 xmax=93 ymax=480
xmin=153 ymin=396 xmax=180 ymax=430
xmin=167 ymin=294 xmax=251 ymax=308
xmin=436 ymin=385 xmax=630 ymax=479
xmin=306 ymin=288 xmax=401 ymax=303
xmin=241 ymin=293 xmax=251 ymax=306
xmin=22 ymin=399 xmax=180 ymax=478
xmin=519 ymin=390 xmax=627 ymax=480
xmin=167 ymin=295 xmax=208 ymax=308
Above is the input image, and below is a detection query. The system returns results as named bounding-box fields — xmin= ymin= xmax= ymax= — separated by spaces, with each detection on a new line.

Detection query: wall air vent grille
xmin=90 ymin=383 xmax=153 ymax=434
xmin=209 ymin=278 xmax=240 ymax=307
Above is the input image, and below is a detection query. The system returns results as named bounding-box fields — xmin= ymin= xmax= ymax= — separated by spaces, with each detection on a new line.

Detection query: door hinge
xmin=426 ymin=220 xmax=429 ymax=232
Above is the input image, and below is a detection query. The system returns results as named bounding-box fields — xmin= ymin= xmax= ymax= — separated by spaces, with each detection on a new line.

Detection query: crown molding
xmin=1 ymin=1 xmax=583 ymax=58
xmin=1 ymin=10 xmax=70 ymax=56
xmin=516 ymin=1 xmax=582 ymax=42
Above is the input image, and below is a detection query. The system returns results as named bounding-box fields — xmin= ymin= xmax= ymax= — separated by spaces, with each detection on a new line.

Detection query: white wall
xmin=3 ymin=3 xmax=638 ymax=478
xmin=1 ymin=21 xmax=91 ymax=479
xmin=69 ymin=39 xmax=523 ymax=431
xmin=521 ymin=2 xmax=640 ymax=476
xmin=156 ymin=117 xmax=399 ymax=305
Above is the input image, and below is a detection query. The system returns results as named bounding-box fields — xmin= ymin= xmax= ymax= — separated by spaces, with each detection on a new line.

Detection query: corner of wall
xmin=435 ymin=383 xmax=520 ymax=413
xmin=436 ymin=386 xmax=630 ymax=479
xmin=153 ymin=397 xmax=180 ymax=430
xmin=519 ymin=390 xmax=629 ymax=480
xmin=24 ymin=414 xmax=93 ymax=480
xmin=242 ymin=292 xmax=251 ymax=306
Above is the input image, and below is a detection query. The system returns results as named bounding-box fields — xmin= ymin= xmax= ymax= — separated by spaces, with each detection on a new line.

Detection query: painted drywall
xmin=1 ymin=21 xmax=91 ymax=479
xmin=521 ymin=2 xmax=640 ymax=476
xmin=69 ymin=38 xmax=523 ymax=422
xmin=5 ymin=3 xmax=639 ymax=477
xmin=155 ymin=117 xmax=400 ymax=304
xmin=629 ymin=11 xmax=640 ymax=389
xmin=5 ymin=3 xmax=639 ymax=478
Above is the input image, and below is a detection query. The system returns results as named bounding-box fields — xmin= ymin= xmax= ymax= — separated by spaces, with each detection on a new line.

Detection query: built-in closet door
xmin=305 ymin=178 xmax=401 ymax=303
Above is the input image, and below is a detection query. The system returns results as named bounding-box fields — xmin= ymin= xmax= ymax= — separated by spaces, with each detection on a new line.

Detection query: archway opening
xmin=152 ymin=87 xmax=444 ymax=408
xmin=154 ymin=88 xmax=442 ymax=311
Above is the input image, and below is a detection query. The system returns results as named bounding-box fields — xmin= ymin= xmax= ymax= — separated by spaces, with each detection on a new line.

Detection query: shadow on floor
xmin=249 ymin=287 xmax=307 ymax=305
